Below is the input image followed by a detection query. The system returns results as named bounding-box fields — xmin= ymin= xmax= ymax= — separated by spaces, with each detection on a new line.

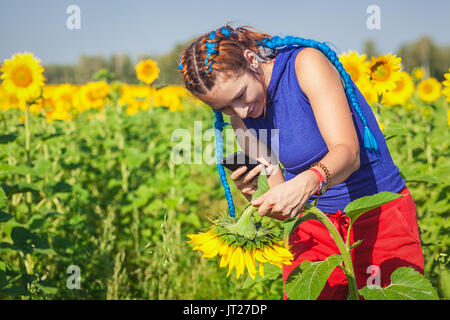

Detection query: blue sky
xmin=0 ymin=0 xmax=449 ymax=64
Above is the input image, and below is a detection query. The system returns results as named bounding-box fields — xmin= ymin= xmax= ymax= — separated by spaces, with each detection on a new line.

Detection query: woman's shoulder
xmin=293 ymin=47 xmax=345 ymax=94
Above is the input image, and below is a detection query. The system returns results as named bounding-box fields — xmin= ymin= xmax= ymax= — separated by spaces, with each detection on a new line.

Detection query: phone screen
xmin=220 ymin=151 xmax=260 ymax=172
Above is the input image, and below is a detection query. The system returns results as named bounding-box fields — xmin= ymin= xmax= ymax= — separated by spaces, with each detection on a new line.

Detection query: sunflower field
xmin=0 ymin=50 xmax=448 ymax=299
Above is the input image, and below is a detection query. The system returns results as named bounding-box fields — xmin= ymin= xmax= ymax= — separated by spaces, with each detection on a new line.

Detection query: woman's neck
xmin=260 ymin=59 xmax=275 ymax=88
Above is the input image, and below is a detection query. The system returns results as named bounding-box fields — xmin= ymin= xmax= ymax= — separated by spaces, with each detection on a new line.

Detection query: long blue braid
xmin=213 ymin=110 xmax=236 ymax=218
xmin=181 ymin=30 xmax=381 ymax=218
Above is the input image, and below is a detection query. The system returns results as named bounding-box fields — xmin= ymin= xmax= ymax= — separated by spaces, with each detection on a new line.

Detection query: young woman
xmin=178 ymin=25 xmax=425 ymax=299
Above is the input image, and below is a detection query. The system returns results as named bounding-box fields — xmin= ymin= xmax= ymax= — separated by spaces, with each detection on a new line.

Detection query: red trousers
xmin=282 ymin=186 xmax=425 ymax=300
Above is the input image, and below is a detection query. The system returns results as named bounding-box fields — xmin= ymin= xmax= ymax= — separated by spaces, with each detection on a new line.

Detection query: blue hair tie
xmin=178 ymin=61 xmax=183 ymax=70
xmin=220 ymin=27 xmax=230 ymax=38
xmin=205 ymin=31 xmax=219 ymax=74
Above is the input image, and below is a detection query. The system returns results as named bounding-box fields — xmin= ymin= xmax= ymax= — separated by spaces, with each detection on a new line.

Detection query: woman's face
xmin=201 ymin=70 xmax=266 ymax=119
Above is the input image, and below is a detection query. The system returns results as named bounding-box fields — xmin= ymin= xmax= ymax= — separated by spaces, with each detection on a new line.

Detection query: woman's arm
xmin=250 ymin=48 xmax=361 ymax=219
xmin=294 ymin=48 xmax=360 ymax=188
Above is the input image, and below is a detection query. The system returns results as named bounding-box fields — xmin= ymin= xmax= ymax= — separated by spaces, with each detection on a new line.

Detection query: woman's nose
xmin=233 ymin=105 xmax=250 ymax=119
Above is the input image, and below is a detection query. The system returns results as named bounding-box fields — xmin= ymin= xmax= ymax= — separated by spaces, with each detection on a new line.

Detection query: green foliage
xmin=285 ymin=255 xmax=343 ymax=300
xmin=344 ymin=192 xmax=405 ymax=225
xmin=360 ymin=267 xmax=439 ymax=300
xmin=0 ymin=87 xmax=447 ymax=300
xmin=377 ymin=94 xmax=449 ymax=299
xmin=281 ymin=188 xmax=440 ymax=300
xmin=0 ymin=100 xmax=279 ymax=299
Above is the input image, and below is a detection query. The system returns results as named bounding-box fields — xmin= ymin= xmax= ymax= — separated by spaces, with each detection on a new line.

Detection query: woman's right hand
xmin=230 ymin=164 xmax=264 ymax=202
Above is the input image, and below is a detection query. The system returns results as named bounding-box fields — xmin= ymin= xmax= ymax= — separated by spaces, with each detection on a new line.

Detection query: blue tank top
xmin=243 ymin=46 xmax=405 ymax=213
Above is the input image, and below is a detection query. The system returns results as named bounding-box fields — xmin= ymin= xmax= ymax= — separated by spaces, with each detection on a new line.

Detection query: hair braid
xmin=213 ymin=110 xmax=235 ymax=217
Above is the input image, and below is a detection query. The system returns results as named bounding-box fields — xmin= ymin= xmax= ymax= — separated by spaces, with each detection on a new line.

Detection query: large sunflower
xmin=382 ymin=71 xmax=415 ymax=106
xmin=135 ymin=59 xmax=160 ymax=85
xmin=417 ymin=78 xmax=442 ymax=103
xmin=368 ymin=53 xmax=402 ymax=95
xmin=187 ymin=205 xmax=293 ymax=280
xmin=338 ymin=51 xmax=370 ymax=86
xmin=0 ymin=52 xmax=45 ymax=102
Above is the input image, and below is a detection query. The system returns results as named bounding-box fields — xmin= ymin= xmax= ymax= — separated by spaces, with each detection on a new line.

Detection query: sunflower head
xmin=136 ymin=59 xmax=160 ymax=85
xmin=412 ymin=67 xmax=425 ymax=80
xmin=78 ymin=81 xmax=111 ymax=111
xmin=338 ymin=51 xmax=370 ymax=85
xmin=0 ymin=52 xmax=45 ymax=103
xmin=382 ymin=71 xmax=415 ymax=106
xmin=187 ymin=205 xmax=293 ymax=280
xmin=417 ymin=78 xmax=442 ymax=103
xmin=368 ymin=53 xmax=402 ymax=95
xmin=357 ymin=78 xmax=378 ymax=105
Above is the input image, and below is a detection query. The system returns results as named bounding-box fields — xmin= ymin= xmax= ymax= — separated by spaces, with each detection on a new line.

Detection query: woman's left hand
xmin=251 ymin=170 xmax=319 ymax=218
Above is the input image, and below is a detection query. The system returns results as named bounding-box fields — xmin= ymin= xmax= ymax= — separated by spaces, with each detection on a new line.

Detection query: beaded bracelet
xmin=311 ymin=161 xmax=331 ymax=185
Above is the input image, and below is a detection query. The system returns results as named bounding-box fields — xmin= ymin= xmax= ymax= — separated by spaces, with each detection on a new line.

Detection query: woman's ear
xmin=243 ymin=49 xmax=259 ymax=71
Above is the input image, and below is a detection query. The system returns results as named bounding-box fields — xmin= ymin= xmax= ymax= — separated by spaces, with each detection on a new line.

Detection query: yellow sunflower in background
xmin=187 ymin=205 xmax=293 ymax=280
xmin=357 ymin=78 xmax=378 ymax=105
xmin=443 ymin=68 xmax=450 ymax=87
xmin=382 ymin=71 xmax=415 ymax=106
xmin=368 ymin=53 xmax=402 ymax=95
xmin=442 ymin=68 xmax=450 ymax=103
xmin=0 ymin=84 xmax=26 ymax=111
xmin=135 ymin=59 xmax=160 ymax=85
xmin=77 ymin=81 xmax=111 ymax=111
xmin=443 ymin=87 xmax=450 ymax=103
xmin=42 ymin=84 xmax=77 ymax=121
xmin=152 ymin=85 xmax=184 ymax=112
xmin=417 ymin=78 xmax=442 ymax=103
xmin=412 ymin=67 xmax=425 ymax=80
xmin=119 ymin=84 xmax=154 ymax=115
xmin=0 ymin=52 xmax=45 ymax=102
xmin=338 ymin=51 xmax=370 ymax=86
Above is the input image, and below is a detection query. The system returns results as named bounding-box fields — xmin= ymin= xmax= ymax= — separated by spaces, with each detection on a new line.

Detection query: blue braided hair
xmin=209 ymin=27 xmax=236 ymax=217
xmin=178 ymin=26 xmax=381 ymax=218
xmin=178 ymin=26 xmax=237 ymax=217
xmin=213 ymin=110 xmax=236 ymax=217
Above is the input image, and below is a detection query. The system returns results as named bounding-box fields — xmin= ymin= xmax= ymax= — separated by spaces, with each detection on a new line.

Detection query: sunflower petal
xmin=244 ymin=250 xmax=257 ymax=280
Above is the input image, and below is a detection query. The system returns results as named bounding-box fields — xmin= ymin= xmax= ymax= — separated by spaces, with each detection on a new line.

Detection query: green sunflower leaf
xmin=344 ymin=191 xmax=405 ymax=225
xmin=359 ymin=267 xmax=439 ymax=300
xmin=251 ymin=167 xmax=270 ymax=203
xmin=285 ymin=254 xmax=343 ymax=300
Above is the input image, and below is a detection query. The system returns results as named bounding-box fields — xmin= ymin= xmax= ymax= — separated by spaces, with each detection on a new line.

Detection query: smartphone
xmin=220 ymin=151 xmax=261 ymax=172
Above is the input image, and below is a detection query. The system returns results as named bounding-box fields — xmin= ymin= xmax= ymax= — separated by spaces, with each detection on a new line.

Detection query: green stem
xmin=24 ymin=105 xmax=32 ymax=215
xmin=308 ymin=208 xmax=360 ymax=300
xmin=425 ymin=123 xmax=433 ymax=170
xmin=406 ymin=118 xmax=413 ymax=162
xmin=1 ymin=113 xmax=6 ymax=132
xmin=229 ymin=205 xmax=257 ymax=239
